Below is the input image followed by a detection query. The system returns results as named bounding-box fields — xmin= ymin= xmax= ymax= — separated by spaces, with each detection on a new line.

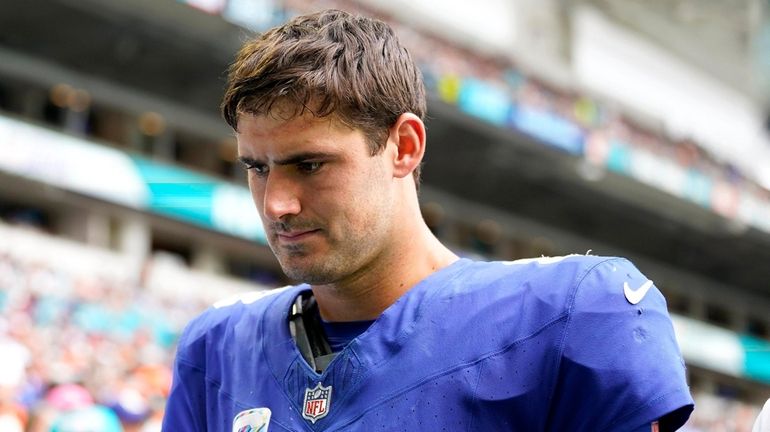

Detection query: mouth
xmin=275 ymin=229 xmax=320 ymax=242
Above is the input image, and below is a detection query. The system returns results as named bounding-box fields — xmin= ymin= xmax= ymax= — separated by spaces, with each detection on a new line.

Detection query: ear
xmin=389 ymin=113 xmax=426 ymax=179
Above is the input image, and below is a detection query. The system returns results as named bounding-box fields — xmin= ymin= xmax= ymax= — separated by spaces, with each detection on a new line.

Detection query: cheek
xmin=248 ymin=181 xmax=266 ymax=214
xmin=344 ymin=168 xmax=392 ymax=221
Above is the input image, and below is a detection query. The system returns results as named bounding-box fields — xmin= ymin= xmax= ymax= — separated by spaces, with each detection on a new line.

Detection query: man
xmin=163 ymin=9 xmax=694 ymax=431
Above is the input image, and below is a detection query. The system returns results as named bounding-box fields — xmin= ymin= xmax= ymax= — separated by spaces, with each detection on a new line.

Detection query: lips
xmin=276 ymin=229 xmax=320 ymax=242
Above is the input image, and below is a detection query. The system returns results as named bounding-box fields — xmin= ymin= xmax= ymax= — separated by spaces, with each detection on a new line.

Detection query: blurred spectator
xmin=0 ymin=225 xmax=218 ymax=431
xmin=0 ymin=386 xmax=27 ymax=432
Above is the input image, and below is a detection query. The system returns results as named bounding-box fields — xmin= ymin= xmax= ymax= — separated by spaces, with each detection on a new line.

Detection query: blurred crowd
xmin=684 ymin=392 xmax=764 ymax=432
xmin=0 ymin=231 xmax=209 ymax=431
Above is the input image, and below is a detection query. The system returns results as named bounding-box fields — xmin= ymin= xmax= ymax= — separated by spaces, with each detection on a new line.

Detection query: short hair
xmin=221 ymin=9 xmax=427 ymax=180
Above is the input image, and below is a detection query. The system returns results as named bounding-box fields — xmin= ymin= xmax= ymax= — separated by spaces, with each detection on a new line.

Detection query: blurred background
xmin=0 ymin=0 xmax=769 ymax=430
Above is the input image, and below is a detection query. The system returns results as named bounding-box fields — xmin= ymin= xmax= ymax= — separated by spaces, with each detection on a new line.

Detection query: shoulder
xmin=426 ymin=255 xmax=632 ymax=341
xmin=174 ymin=285 xmax=303 ymax=365
xmin=501 ymin=254 xmax=650 ymax=304
xmin=544 ymin=257 xmax=693 ymax=430
xmin=462 ymin=253 xmax=622 ymax=282
xmin=500 ymin=255 xmax=666 ymax=322
xmin=497 ymin=253 xmax=620 ymax=280
xmin=454 ymin=254 xmax=633 ymax=306
xmin=447 ymin=255 xmax=659 ymax=328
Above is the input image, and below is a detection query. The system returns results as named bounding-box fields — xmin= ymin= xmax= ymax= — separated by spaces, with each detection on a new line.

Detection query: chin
xmin=280 ymin=258 xmax=326 ymax=284
xmin=282 ymin=261 xmax=346 ymax=285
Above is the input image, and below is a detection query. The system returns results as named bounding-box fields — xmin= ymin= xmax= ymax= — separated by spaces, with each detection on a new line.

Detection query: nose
xmin=262 ymin=171 xmax=301 ymax=222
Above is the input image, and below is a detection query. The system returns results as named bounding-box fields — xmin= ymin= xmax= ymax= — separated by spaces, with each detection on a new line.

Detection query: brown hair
xmin=221 ymin=9 xmax=426 ymax=180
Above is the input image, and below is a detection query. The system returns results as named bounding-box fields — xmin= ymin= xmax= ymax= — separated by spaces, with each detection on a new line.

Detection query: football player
xmin=163 ymin=9 xmax=694 ymax=431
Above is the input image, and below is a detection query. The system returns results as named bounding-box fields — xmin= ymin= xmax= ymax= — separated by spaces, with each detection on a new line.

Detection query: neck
xmin=312 ymin=207 xmax=458 ymax=322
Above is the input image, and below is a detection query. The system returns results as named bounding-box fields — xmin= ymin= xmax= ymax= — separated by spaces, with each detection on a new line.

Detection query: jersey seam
xmin=382 ymin=259 xmax=473 ymax=368
xmin=174 ymin=357 xmax=298 ymax=432
xmin=181 ymin=288 xmax=309 ymax=432
xmin=466 ymin=360 xmax=485 ymax=432
xmin=329 ymin=310 xmax=570 ymax=430
xmin=599 ymin=387 xmax=691 ymax=432
xmin=319 ymin=348 xmax=367 ymax=425
xmin=543 ymin=256 xmax=623 ymax=430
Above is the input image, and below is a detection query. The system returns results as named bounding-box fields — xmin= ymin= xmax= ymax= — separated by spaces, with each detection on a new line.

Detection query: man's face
xmin=237 ymin=111 xmax=396 ymax=285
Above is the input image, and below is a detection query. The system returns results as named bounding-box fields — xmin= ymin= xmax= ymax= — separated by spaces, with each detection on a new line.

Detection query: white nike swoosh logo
xmin=624 ymin=280 xmax=654 ymax=305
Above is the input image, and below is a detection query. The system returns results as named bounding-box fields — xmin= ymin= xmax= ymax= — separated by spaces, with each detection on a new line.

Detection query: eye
xmin=242 ymin=161 xmax=269 ymax=177
xmin=297 ymin=161 xmax=323 ymax=174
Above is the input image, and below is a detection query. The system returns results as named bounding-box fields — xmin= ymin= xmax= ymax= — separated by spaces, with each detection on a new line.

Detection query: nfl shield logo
xmin=302 ymin=382 xmax=332 ymax=423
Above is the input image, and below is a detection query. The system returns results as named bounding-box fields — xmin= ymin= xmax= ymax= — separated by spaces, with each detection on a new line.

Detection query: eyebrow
xmin=238 ymin=152 xmax=335 ymax=166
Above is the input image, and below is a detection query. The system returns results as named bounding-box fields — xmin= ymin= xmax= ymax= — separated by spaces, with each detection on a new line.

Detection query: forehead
xmin=236 ymin=111 xmax=361 ymax=156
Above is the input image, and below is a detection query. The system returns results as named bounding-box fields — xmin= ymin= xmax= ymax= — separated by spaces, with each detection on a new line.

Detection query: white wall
xmin=573 ymin=5 xmax=770 ymax=189
xmin=358 ymin=0 xmax=516 ymax=54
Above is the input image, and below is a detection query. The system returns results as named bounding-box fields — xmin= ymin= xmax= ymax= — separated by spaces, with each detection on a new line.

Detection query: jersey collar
xmin=261 ymin=259 xmax=473 ymax=422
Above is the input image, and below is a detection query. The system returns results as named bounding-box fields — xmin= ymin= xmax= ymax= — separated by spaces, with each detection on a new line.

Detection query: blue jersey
xmin=163 ymin=255 xmax=693 ymax=431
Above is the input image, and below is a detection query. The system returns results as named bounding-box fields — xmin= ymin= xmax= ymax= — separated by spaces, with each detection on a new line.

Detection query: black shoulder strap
xmin=288 ymin=291 xmax=336 ymax=373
